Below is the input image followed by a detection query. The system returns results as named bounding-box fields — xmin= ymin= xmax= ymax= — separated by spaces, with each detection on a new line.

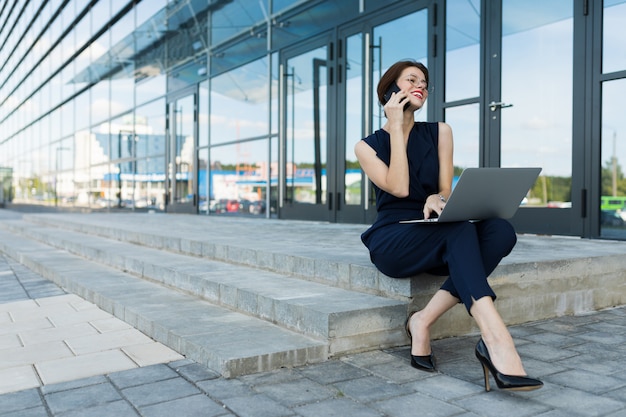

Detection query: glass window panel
xmin=135 ymin=99 xmax=166 ymax=158
xmin=269 ymin=134 xmax=278 ymax=217
xmin=34 ymin=117 xmax=48 ymax=181
xmin=91 ymin=80 xmax=110 ymax=125
xmin=74 ymin=167 xmax=90 ymax=206
xmin=49 ymin=72 xmax=62 ymax=108
xmin=501 ymin=0 xmax=573 ymax=207
xmin=372 ymin=9 xmax=428 ymax=130
xmin=49 ymin=107 xmax=62 ymax=142
xmin=61 ymin=102 xmax=74 ymax=138
xmin=601 ymin=79 xmax=626 ymax=238
xmin=142 ymin=155 xmax=165 ymax=210
xmin=74 ymin=0 xmax=90 ymax=14
xmin=137 ymin=0 xmax=166 ymax=27
xmin=167 ymin=61 xmax=207 ymax=93
xmin=169 ymin=94 xmax=195 ymax=205
xmin=603 ymin=0 xmax=626 ymax=74
xmin=271 ymin=0 xmax=291 ymax=13
xmin=445 ymin=104 xmax=480 ymax=171
xmin=61 ymin=64 xmax=75 ymax=102
xmin=60 ymin=138 xmax=74 ymax=172
xmin=61 ymin=24 xmax=76 ymax=63
xmin=93 ymin=126 xmax=111 ymax=163
xmin=49 ymin=14 xmax=62 ymax=48
xmin=111 ymin=76 xmax=135 ymax=116
xmin=90 ymin=2 xmax=110 ymax=37
xmin=446 ymin=0 xmax=480 ymax=102
xmin=61 ymin=0 xmax=77 ymax=27
xmin=91 ymin=36 xmax=110 ymax=69
xmin=133 ymin=157 xmax=162 ymax=210
xmin=74 ymin=12 xmax=91 ymax=72
xmin=211 ymin=0 xmax=266 ymax=46
xmin=40 ymin=80 xmax=51 ymax=114
xmin=74 ymin=128 xmax=91 ymax=171
xmin=27 ymin=91 xmax=39 ymax=123
xmin=110 ymin=5 xmax=134 ymax=46
xmin=198 ymin=147 xmax=209 ymax=213
xmin=96 ymin=157 xmax=118 ymax=208
xmin=344 ymin=33 xmax=363 ymax=206
xmin=50 ymin=41 xmax=63 ymax=74
xmin=111 ymin=0 xmax=130 ymax=21
xmin=119 ymin=158 xmax=137 ymax=209
xmin=136 ymin=75 xmax=166 ymax=105
xmin=55 ymin=138 xmax=74 ymax=206
xmin=270 ymin=1 xmax=358 ymax=52
xmin=284 ymin=46 xmax=327 ymax=205
xmin=210 ymin=57 xmax=270 ymax=144
xmin=90 ymin=122 xmax=113 ymax=208
xmin=75 ymin=89 xmax=90 ymax=130
xmin=109 ymin=113 xmax=135 ymax=160
xmin=209 ymin=140 xmax=269 ymax=216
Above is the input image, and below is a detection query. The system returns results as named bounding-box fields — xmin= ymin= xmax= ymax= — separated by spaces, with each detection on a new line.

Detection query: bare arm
xmin=354 ymin=91 xmax=411 ymax=198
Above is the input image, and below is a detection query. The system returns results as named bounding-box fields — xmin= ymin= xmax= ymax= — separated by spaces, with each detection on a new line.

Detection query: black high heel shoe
xmin=405 ymin=311 xmax=436 ymax=372
xmin=475 ymin=339 xmax=543 ymax=392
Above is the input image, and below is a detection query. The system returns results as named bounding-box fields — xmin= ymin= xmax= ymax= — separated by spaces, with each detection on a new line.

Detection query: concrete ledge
xmin=411 ymin=257 xmax=626 ymax=340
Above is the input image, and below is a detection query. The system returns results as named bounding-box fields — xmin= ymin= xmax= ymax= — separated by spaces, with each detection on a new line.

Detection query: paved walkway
xmin=0 ymin=255 xmax=185 ymax=395
xmin=1 ymin=254 xmax=625 ymax=416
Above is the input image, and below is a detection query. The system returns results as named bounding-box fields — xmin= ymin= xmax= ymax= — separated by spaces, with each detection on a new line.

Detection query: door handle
xmin=489 ymin=101 xmax=513 ymax=112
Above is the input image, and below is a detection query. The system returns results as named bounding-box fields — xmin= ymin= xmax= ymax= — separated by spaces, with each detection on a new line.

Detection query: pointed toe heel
xmin=475 ymin=339 xmax=543 ymax=392
xmin=405 ymin=312 xmax=437 ymax=372
xmin=410 ymin=353 xmax=436 ymax=372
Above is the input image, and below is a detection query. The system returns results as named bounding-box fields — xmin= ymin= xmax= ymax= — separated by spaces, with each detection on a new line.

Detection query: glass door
xmin=486 ymin=0 xmax=581 ymax=236
xmin=338 ymin=4 xmax=431 ymax=224
xmin=598 ymin=0 xmax=626 ymax=239
xmin=280 ymin=34 xmax=336 ymax=221
xmin=166 ymin=90 xmax=197 ymax=213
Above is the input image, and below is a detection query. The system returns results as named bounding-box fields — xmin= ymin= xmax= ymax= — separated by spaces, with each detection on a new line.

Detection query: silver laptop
xmin=400 ymin=167 xmax=542 ymax=223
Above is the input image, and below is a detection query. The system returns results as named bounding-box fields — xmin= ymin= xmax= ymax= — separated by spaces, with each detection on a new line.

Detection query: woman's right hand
xmin=384 ymin=91 xmax=409 ymax=122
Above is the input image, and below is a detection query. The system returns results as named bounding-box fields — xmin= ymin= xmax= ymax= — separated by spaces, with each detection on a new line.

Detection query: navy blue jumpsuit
xmin=360 ymin=122 xmax=517 ymax=312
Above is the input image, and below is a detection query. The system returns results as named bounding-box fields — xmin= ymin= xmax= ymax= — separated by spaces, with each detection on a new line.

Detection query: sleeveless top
xmin=360 ymin=122 xmax=439 ymax=246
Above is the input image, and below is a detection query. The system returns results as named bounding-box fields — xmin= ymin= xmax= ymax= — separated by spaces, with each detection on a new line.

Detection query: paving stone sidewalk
xmin=0 ymin=253 xmax=625 ymax=417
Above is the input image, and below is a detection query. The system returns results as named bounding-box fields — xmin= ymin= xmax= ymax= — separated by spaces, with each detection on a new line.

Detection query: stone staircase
xmin=0 ymin=213 xmax=407 ymax=378
xmin=0 ymin=211 xmax=625 ymax=378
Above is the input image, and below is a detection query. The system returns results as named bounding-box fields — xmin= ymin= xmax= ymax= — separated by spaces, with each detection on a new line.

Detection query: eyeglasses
xmin=401 ymin=76 xmax=432 ymax=92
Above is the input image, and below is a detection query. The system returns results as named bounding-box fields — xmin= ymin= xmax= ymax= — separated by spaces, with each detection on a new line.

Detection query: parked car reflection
xmin=206 ymin=198 xmax=266 ymax=216
xmin=601 ymin=210 xmax=625 ymax=227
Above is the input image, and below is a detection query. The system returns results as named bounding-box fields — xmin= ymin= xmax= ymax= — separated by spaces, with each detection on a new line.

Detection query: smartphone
xmin=383 ymin=82 xmax=409 ymax=111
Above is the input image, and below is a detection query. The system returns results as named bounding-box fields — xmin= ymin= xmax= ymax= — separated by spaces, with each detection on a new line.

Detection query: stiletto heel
xmin=474 ymin=339 xmax=543 ymax=392
xmin=480 ymin=363 xmax=491 ymax=392
xmin=405 ymin=311 xmax=436 ymax=372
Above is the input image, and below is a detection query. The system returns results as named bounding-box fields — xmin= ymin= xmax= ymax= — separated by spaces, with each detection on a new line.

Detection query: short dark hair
xmin=377 ymin=60 xmax=429 ymax=106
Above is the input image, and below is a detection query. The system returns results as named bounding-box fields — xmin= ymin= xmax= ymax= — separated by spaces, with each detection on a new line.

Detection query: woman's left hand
xmin=423 ymin=194 xmax=446 ymax=219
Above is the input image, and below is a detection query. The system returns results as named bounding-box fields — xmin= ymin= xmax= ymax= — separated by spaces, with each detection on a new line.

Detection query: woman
xmin=355 ymin=60 xmax=542 ymax=392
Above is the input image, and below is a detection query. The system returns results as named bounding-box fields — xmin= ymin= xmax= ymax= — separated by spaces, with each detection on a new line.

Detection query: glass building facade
xmin=1 ymin=0 xmax=625 ymax=239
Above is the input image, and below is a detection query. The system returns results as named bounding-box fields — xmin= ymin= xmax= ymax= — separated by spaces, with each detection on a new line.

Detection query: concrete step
xmin=18 ymin=213 xmax=411 ymax=299
xmin=0 ymin=227 xmax=327 ymax=378
xmin=0 ymin=220 xmax=407 ymax=357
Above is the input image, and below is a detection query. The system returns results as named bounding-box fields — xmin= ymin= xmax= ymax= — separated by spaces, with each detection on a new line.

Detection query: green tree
xmin=601 ymin=159 xmax=626 ymax=196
